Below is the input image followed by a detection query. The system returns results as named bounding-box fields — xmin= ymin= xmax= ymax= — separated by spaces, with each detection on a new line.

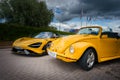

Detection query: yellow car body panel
xmin=98 ymin=37 xmax=120 ymax=62
xmin=48 ymin=42 xmax=97 ymax=62
xmin=12 ymin=32 xmax=59 ymax=55
xmin=12 ymin=37 xmax=55 ymax=54
xmin=48 ymin=26 xmax=120 ymax=63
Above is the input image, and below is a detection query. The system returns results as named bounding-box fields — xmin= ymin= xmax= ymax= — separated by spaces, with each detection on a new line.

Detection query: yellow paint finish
xmin=48 ymin=26 xmax=120 ymax=63
xmin=12 ymin=37 xmax=55 ymax=55
xmin=64 ymin=42 xmax=97 ymax=60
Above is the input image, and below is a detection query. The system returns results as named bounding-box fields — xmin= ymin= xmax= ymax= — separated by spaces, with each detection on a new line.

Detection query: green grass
xmin=0 ymin=23 xmax=73 ymax=41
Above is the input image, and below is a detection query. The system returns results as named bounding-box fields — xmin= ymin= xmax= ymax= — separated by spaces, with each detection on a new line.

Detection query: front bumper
xmin=12 ymin=46 xmax=45 ymax=55
xmin=48 ymin=49 xmax=77 ymax=62
xmin=12 ymin=47 xmax=30 ymax=55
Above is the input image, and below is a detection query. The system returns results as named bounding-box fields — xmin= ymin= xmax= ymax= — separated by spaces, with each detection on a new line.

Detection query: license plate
xmin=48 ymin=50 xmax=56 ymax=58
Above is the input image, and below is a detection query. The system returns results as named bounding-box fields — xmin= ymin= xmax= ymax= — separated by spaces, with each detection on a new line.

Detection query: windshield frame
xmin=34 ymin=32 xmax=53 ymax=38
xmin=77 ymin=27 xmax=101 ymax=36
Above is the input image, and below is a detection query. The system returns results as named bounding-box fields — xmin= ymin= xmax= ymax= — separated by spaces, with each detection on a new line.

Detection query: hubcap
xmin=87 ymin=51 xmax=95 ymax=68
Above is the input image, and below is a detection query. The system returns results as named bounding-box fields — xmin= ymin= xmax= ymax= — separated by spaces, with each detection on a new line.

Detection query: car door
xmin=100 ymin=33 xmax=117 ymax=58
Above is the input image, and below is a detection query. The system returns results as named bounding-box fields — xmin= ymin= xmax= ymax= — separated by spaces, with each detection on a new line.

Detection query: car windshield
xmin=34 ymin=32 xmax=52 ymax=38
xmin=77 ymin=27 xmax=100 ymax=35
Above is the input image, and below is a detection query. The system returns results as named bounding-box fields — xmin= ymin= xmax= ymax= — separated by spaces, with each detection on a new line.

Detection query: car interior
xmin=101 ymin=32 xmax=120 ymax=39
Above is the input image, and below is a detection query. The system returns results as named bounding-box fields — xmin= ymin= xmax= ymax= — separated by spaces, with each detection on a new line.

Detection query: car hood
xmin=50 ymin=34 xmax=98 ymax=53
xmin=13 ymin=37 xmax=47 ymax=46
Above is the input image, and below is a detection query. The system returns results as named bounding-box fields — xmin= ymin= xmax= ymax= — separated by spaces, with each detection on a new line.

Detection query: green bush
xmin=0 ymin=23 xmax=73 ymax=41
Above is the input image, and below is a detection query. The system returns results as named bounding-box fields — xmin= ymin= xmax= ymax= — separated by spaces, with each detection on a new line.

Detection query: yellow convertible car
xmin=48 ymin=26 xmax=120 ymax=71
xmin=12 ymin=32 xmax=59 ymax=55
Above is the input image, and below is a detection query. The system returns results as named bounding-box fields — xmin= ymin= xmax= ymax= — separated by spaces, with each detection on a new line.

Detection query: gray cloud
xmin=82 ymin=0 xmax=120 ymax=17
xmin=46 ymin=0 xmax=120 ymax=21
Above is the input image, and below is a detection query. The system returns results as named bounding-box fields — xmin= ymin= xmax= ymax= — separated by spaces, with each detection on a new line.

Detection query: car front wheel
xmin=79 ymin=49 xmax=96 ymax=71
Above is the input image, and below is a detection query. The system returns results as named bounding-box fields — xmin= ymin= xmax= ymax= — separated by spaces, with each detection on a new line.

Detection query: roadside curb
xmin=0 ymin=41 xmax=12 ymax=49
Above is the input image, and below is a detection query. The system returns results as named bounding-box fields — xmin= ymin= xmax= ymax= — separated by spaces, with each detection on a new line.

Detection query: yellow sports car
xmin=48 ymin=26 xmax=120 ymax=71
xmin=12 ymin=32 xmax=59 ymax=55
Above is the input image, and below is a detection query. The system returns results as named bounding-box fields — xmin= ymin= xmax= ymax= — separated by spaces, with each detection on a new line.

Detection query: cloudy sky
xmin=45 ymin=0 xmax=120 ymax=31
xmin=46 ymin=0 xmax=120 ymax=21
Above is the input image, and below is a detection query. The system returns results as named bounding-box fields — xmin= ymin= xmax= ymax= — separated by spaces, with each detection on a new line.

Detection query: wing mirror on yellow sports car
xmin=101 ymin=34 xmax=108 ymax=38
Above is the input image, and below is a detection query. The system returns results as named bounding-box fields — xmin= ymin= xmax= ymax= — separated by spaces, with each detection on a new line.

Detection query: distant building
xmin=112 ymin=26 xmax=120 ymax=33
xmin=69 ymin=29 xmax=79 ymax=33
xmin=102 ymin=27 xmax=113 ymax=32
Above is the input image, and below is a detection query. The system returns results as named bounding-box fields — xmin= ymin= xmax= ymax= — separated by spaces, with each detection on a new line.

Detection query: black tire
xmin=45 ymin=42 xmax=51 ymax=49
xmin=12 ymin=48 xmax=17 ymax=52
xmin=43 ymin=41 xmax=52 ymax=54
xmin=79 ymin=49 xmax=96 ymax=71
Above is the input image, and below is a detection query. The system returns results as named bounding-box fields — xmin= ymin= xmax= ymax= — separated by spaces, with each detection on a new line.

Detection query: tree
xmin=0 ymin=0 xmax=53 ymax=27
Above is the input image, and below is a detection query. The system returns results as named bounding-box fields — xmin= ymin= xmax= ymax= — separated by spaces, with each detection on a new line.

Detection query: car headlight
xmin=29 ymin=42 xmax=42 ymax=48
xmin=69 ymin=46 xmax=74 ymax=53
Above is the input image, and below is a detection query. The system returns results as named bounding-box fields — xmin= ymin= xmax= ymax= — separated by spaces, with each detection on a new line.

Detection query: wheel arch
xmin=77 ymin=47 xmax=98 ymax=71
xmin=71 ymin=42 xmax=98 ymax=62
xmin=79 ymin=47 xmax=98 ymax=63
xmin=42 ymin=41 xmax=52 ymax=50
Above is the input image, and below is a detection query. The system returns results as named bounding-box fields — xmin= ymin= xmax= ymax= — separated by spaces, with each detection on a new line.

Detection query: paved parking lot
xmin=0 ymin=48 xmax=120 ymax=80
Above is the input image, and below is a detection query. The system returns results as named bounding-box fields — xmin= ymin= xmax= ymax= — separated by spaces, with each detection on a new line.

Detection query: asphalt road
xmin=0 ymin=48 xmax=120 ymax=80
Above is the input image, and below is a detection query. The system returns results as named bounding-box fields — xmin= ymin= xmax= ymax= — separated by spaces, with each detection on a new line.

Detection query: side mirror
xmin=101 ymin=34 xmax=108 ymax=38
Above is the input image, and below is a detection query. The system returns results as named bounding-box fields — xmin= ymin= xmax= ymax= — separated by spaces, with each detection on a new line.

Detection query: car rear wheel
xmin=45 ymin=42 xmax=51 ymax=49
xmin=79 ymin=49 xmax=96 ymax=71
